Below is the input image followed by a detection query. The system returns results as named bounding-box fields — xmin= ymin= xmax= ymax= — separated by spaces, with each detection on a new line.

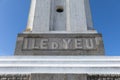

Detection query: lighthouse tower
xmin=14 ymin=0 xmax=104 ymax=55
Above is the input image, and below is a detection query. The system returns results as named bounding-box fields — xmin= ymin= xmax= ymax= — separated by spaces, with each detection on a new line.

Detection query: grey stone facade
xmin=31 ymin=74 xmax=87 ymax=80
xmin=14 ymin=33 xmax=104 ymax=55
xmin=0 ymin=74 xmax=30 ymax=80
xmin=1 ymin=74 xmax=120 ymax=80
xmin=0 ymin=74 xmax=87 ymax=80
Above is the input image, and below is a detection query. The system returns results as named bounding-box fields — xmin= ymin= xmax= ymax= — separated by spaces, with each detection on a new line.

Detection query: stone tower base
xmin=14 ymin=33 xmax=104 ymax=55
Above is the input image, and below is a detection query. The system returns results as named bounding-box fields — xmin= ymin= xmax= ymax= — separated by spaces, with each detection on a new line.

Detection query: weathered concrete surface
xmin=1 ymin=74 xmax=120 ymax=80
xmin=0 ymin=74 xmax=30 ymax=80
xmin=0 ymin=74 xmax=87 ymax=80
xmin=31 ymin=74 xmax=87 ymax=80
xmin=14 ymin=33 xmax=104 ymax=55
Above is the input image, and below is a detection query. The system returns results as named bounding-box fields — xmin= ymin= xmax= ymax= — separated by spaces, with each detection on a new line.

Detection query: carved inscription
xmin=23 ymin=37 xmax=100 ymax=50
xmin=88 ymin=75 xmax=120 ymax=80
xmin=0 ymin=74 xmax=30 ymax=80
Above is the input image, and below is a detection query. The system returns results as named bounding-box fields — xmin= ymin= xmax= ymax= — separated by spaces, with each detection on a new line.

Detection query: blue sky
xmin=0 ymin=0 xmax=120 ymax=56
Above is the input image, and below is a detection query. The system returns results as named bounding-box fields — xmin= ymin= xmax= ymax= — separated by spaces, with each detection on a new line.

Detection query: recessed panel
xmin=50 ymin=0 xmax=66 ymax=31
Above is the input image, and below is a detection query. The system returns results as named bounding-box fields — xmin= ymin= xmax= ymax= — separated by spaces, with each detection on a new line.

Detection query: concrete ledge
xmin=0 ymin=56 xmax=120 ymax=74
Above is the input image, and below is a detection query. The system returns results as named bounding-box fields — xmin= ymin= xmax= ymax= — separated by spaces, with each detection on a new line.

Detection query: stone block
xmin=14 ymin=33 xmax=105 ymax=55
xmin=31 ymin=74 xmax=87 ymax=80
